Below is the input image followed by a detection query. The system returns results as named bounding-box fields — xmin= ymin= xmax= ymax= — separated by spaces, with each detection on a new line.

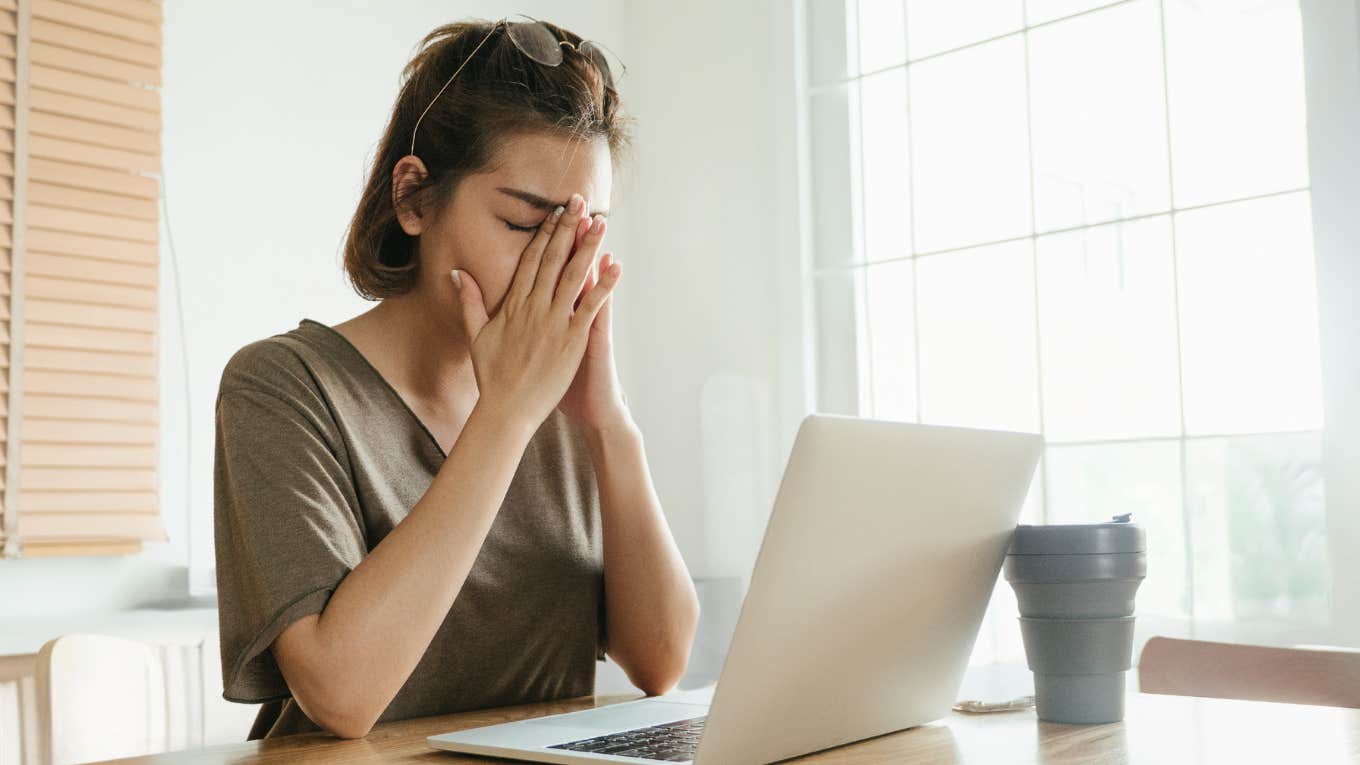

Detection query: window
xmin=804 ymin=0 xmax=1329 ymax=664
xmin=0 ymin=0 xmax=165 ymax=558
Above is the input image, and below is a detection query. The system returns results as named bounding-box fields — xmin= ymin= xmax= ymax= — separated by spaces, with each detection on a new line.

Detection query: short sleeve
xmin=213 ymin=347 xmax=367 ymax=704
xmin=597 ymin=573 xmax=608 ymax=662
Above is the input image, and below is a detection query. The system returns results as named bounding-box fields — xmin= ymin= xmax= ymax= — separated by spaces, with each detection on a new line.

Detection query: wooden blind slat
xmin=25 ymin=298 xmax=156 ymax=333
xmin=48 ymin=0 xmax=160 ymax=27
xmin=26 ymin=274 xmax=155 ymax=309
xmin=25 ymin=322 xmax=156 ymax=354
xmin=23 ymin=368 xmax=157 ymax=399
xmin=29 ymin=134 xmax=159 ymax=174
xmin=20 ymin=466 xmax=156 ymax=491
xmin=23 ymin=444 xmax=156 ymax=466
xmin=19 ymin=418 xmax=157 ymax=444
xmin=32 ymin=0 xmax=159 ymax=46
xmin=18 ymin=511 xmax=163 ymax=538
xmin=28 ymin=202 xmax=158 ymax=242
xmin=27 ymin=227 xmax=159 ymax=263
xmin=25 ymin=344 xmax=156 ymax=374
xmin=30 ymin=64 xmax=159 ymax=112
xmin=21 ymin=489 xmax=156 ymax=512
xmin=30 ymin=39 xmax=159 ymax=86
xmin=30 ymin=87 xmax=158 ymax=132
xmin=21 ymin=541 xmax=145 ymax=557
xmin=27 ymin=181 xmax=157 ymax=221
xmin=30 ymin=111 xmax=159 ymax=155
xmin=22 ymin=392 xmax=157 ymax=422
xmin=29 ymin=156 xmax=157 ymax=198
xmin=30 ymin=18 xmax=158 ymax=68
xmin=27 ymin=250 xmax=158 ymax=286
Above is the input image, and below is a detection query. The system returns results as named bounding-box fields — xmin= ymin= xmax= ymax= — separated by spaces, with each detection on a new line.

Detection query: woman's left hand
xmin=557 ymin=215 xmax=630 ymax=433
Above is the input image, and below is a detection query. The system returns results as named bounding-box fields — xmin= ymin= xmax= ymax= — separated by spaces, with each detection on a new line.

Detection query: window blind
xmin=1 ymin=0 xmax=163 ymax=558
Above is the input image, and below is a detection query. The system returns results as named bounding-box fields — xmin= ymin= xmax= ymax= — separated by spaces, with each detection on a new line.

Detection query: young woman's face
xmin=407 ymin=131 xmax=612 ymax=333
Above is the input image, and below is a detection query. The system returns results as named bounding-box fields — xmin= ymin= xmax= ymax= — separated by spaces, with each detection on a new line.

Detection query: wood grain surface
xmin=90 ymin=689 xmax=1360 ymax=764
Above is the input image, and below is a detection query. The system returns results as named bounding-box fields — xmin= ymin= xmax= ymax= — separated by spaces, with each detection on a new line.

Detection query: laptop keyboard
xmin=546 ymin=715 xmax=706 ymax=762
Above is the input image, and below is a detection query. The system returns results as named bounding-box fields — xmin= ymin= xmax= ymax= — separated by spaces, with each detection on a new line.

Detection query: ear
xmin=392 ymin=155 xmax=430 ymax=236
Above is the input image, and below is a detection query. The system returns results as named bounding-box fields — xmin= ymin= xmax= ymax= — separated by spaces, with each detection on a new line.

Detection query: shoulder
xmin=214 ymin=330 xmax=349 ymax=455
xmin=220 ymin=335 xmax=306 ymax=393
xmin=216 ymin=326 xmax=333 ymax=414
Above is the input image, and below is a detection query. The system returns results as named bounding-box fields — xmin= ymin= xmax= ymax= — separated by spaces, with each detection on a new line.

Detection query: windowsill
xmin=0 ymin=606 xmax=220 ymax=658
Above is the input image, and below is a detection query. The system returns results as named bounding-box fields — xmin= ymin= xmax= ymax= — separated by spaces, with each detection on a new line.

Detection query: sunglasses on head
xmin=408 ymin=15 xmax=627 ymax=158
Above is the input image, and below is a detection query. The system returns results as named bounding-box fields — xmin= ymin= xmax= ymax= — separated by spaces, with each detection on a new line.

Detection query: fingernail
xmin=552 ymin=205 xmax=565 ymax=220
xmin=591 ymin=216 xmax=604 ymax=234
xmin=449 ymin=269 xmax=462 ymax=288
xmin=568 ymin=194 xmax=583 ymax=214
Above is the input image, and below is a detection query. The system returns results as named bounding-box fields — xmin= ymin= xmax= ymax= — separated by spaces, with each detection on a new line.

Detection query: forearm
xmin=281 ymin=398 xmax=535 ymax=734
xmin=587 ymin=417 xmax=700 ymax=695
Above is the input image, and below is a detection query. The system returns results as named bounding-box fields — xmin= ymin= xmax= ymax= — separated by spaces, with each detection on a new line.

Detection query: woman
xmin=212 ymin=17 xmax=699 ymax=740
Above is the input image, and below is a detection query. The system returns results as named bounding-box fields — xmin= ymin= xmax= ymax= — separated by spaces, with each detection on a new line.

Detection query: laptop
xmin=429 ymin=414 xmax=1043 ymax=764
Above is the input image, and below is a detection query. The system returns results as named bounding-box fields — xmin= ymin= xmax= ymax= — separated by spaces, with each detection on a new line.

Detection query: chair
xmin=1138 ymin=636 xmax=1360 ymax=709
xmin=35 ymin=634 xmax=167 ymax=765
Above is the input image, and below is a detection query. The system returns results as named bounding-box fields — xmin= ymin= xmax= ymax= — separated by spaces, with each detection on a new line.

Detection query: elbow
xmin=637 ymin=676 xmax=681 ymax=697
xmin=629 ymin=650 xmax=693 ymax=697
xmin=318 ymin=707 xmax=378 ymax=740
xmin=272 ymin=619 xmax=384 ymax=739
xmin=290 ymin=676 xmax=382 ymax=739
xmin=309 ymin=698 xmax=379 ymax=740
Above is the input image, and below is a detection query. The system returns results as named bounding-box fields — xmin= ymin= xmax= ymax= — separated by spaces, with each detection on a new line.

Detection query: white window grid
xmin=803 ymin=0 xmax=1327 ymax=645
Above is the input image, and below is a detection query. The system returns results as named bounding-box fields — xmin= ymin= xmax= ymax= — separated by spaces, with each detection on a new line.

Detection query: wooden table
xmin=94 ymin=689 xmax=1360 ymax=764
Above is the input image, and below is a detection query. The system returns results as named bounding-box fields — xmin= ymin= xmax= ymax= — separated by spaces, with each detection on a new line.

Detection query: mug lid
xmin=1008 ymin=513 xmax=1146 ymax=555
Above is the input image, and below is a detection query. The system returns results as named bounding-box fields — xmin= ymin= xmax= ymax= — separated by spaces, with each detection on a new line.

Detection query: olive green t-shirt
xmin=212 ymin=318 xmax=607 ymax=739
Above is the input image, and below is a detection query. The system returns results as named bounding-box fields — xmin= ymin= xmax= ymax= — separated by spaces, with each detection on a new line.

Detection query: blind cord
xmin=154 ymin=169 xmax=197 ymax=594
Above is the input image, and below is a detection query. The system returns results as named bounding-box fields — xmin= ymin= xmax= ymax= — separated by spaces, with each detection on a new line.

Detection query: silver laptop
xmin=429 ymin=414 xmax=1043 ymax=764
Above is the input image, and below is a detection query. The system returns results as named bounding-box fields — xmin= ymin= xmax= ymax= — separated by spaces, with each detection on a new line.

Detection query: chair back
xmin=36 ymin=633 xmax=167 ymax=765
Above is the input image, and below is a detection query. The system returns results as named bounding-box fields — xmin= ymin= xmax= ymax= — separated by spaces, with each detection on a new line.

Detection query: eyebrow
xmin=496 ymin=186 xmax=608 ymax=218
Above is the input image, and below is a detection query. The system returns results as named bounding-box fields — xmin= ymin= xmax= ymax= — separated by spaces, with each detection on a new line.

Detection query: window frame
xmin=781 ymin=0 xmax=1360 ymax=647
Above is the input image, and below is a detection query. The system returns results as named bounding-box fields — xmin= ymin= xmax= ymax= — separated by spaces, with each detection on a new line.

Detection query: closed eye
xmin=504 ymin=219 xmax=539 ymax=233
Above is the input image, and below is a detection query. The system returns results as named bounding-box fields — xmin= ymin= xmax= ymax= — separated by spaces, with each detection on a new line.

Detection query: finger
xmin=577 ymin=251 xmax=608 ymax=311
xmin=450 ymin=268 xmax=488 ymax=339
xmin=574 ymin=253 xmax=596 ymax=312
xmin=555 ymin=213 xmax=606 ymax=313
xmin=570 ymin=258 xmax=621 ymax=335
xmin=595 ymin=253 xmax=614 ymax=326
xmin=507 ymin=204 xmax=566 ymax=310
xmin=532 ymin=193 xmax=589 ymax=306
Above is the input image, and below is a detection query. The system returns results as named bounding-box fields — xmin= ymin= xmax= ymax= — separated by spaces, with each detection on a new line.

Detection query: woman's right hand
xmin=449 ymin=192 xmax=618 ymax=433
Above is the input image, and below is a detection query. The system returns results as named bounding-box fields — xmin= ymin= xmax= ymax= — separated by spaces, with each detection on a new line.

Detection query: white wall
xmin=0 ymin=0 xmax=802 ymax=636
xmin=613 ymin=0 xmax=804 ymax=584
xmin=1301 ymin=0 xmax=1360 ymax=647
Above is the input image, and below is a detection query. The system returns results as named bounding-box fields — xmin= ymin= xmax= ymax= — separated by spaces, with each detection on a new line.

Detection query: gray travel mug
xmin=1004 ymin=514 xmax=1146 ymax=724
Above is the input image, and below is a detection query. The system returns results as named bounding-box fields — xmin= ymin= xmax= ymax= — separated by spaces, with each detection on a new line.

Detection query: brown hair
xmin=342 ymin=18 xmax=634 ymax=300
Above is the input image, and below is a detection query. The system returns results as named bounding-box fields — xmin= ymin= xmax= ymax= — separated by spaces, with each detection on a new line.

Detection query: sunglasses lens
xmin=576 ymin=39 xmax=620 ymax=89
xmin=508 ymin=21 xmax=563 ymax=66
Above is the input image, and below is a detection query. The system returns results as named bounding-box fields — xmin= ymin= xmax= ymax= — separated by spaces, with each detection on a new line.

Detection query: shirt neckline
xmin=297 ymin=318 xmax=448 ymax=461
